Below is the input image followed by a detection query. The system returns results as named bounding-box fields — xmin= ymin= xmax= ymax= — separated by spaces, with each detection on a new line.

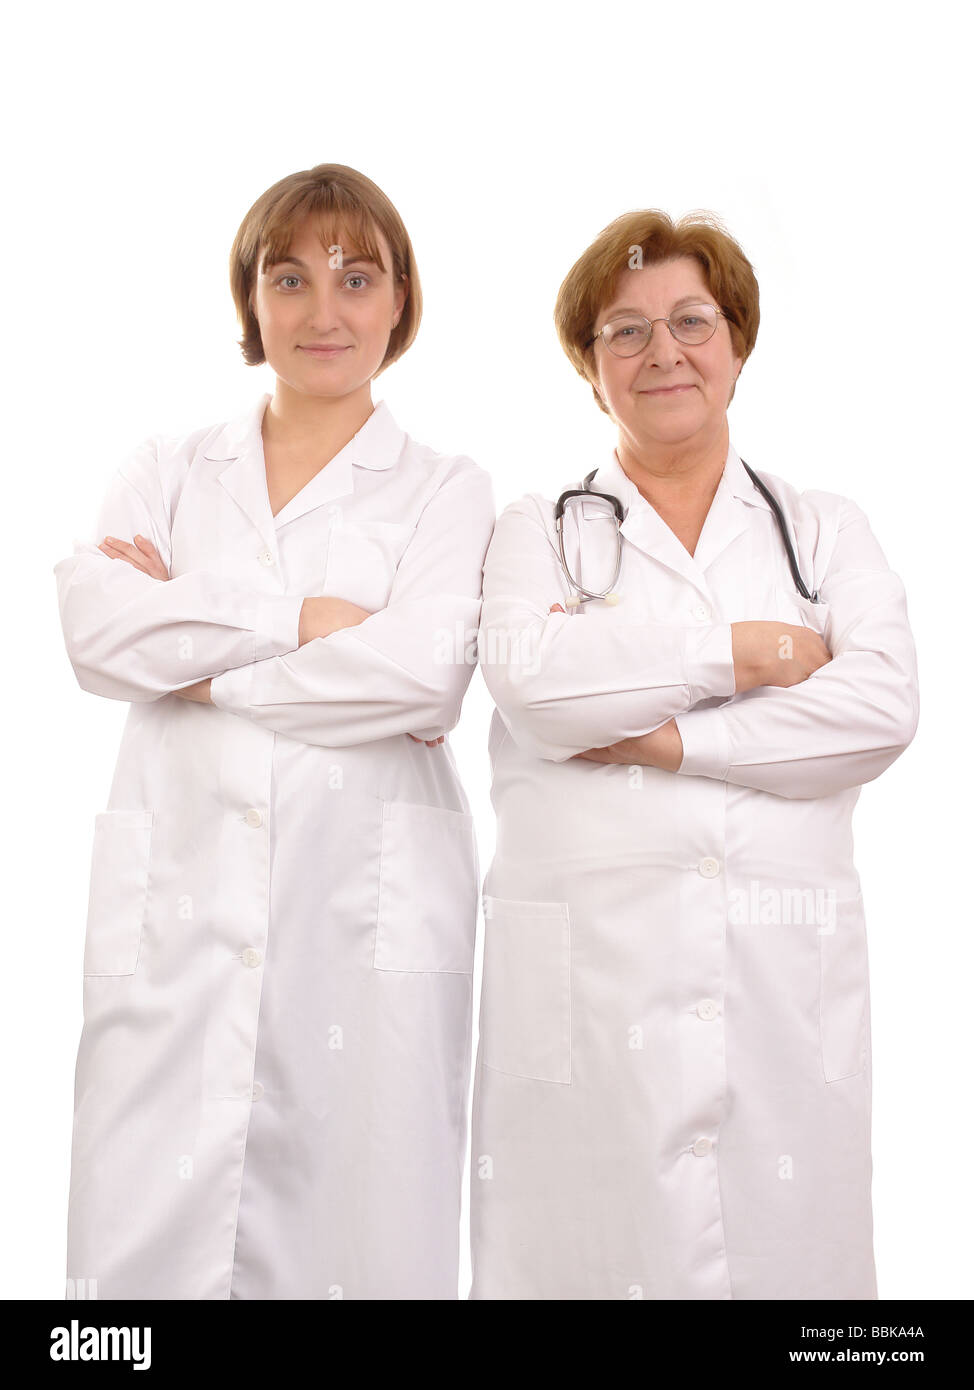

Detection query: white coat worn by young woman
xmin=470 ymin=213 xmax=919 ymax=1301
xmin=54 ymin=164 xmax=494 ymax=1300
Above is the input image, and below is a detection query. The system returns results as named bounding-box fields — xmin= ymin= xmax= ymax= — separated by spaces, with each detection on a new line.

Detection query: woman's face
xmin=251 ymin=214 xmax=407 ymax=399
xmin=591 ymin=255 xmax=743 ymax=456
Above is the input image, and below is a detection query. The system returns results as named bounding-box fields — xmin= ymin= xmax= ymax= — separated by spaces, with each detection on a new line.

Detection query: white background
xmin=3 ymin=0 xmax=969 ymax=1300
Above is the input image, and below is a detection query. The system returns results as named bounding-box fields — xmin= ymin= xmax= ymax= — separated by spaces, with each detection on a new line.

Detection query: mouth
xmin=300 ymin=345 xmax=351 ymax=358
xmin=640 ymin=384 xmax=695 ymax=396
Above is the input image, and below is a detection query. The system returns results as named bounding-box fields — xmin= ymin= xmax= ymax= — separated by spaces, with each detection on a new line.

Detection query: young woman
xmin=55 ymin=163 xmax=494 ymax=1300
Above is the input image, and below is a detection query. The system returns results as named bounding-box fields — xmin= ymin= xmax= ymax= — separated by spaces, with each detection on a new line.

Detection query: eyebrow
xmin=264 ymin=254 xmax=379 ymax=272
xmin=601 ymin=295 xmax=708 ymax=318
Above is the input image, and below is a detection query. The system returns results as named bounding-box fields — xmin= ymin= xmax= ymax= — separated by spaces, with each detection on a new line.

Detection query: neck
xmin=263 ymin=379 xmax=375 ymax=461
xmin=616 ymin=420 xmax=730 ymax=514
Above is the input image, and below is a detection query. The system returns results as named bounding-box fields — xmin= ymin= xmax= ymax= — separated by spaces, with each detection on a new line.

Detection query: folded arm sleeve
xmin=53 ymin=437 xmax=303 ymax=702
xmin=674 ymin=497 xmax=919 ymax=799
xmin=478 ymin=496 xmax=737 ymax=762
xmin=208 ymin=463 xmax=495 ymax=747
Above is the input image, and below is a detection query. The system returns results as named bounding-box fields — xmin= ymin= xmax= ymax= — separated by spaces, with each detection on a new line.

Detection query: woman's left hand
xmin=174 ymin=679 xmax=212 ymax=704
xmin=573 ymin=718 xmax=684 ymax=771
xmin=98 ymin=534 xmax=169 ymax=581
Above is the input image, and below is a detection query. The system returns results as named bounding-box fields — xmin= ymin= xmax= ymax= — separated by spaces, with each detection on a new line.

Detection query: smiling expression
xmin=250 ymin=214 xmax=407 ymax=399
xmin=592 ymin=255 xmax=743 ymax=454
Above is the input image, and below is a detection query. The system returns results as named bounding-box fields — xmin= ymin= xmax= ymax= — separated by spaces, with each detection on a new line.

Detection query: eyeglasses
xmin=590 ymin=303 xmax=727 ymax=357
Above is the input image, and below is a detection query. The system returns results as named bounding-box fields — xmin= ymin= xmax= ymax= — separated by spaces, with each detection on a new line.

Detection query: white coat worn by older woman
xmin=469 ymin=215 xmax=918 ymax=1301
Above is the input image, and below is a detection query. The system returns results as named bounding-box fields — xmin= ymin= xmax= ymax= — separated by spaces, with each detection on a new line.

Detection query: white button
xmin=692 ymin=603 xmax=711 ymax=621
xmin=245 ymin=808 xmax=263 ymax=828
xmin=242 ymin=947 xmax=262 ymax=968
xmin=252 ymin=1081 xmax=264 ymax=1101
xmin=692 ymin=1137 xmax=713 ymax=1157
xmin=257 ymin=549 xmax=274 ymax=567
xmin=698 ymin=857 xmax=721 ymax=878
xmin=696 ymin=998 xmax=719 ymax=1020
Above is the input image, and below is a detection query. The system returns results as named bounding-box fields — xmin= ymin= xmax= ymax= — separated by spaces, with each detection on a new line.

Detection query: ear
xmin=393 ymin=273 xmax=408 ymax=325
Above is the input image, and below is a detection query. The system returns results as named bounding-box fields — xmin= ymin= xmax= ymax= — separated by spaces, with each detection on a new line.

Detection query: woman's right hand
xmin=298 ymin=596 xmax=374 ymax=645
xmin=731 ymin=620 xmax=832 ymax=691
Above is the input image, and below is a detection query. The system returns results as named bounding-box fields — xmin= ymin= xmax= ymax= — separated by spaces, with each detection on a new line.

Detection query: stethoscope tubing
xmin=554 ymin=460 xmax=819 ymax=606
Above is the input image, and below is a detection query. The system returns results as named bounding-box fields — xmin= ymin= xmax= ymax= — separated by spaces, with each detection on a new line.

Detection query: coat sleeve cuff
xmin=684 ymin=623 xmax=736 ymax=703
xmin=209 ymin=660 xmax=255 ymax=714
xmin=674 ymin=707 xmax=732 ymax=780
xmin=254 ymin=595 xmax=304 ymax=662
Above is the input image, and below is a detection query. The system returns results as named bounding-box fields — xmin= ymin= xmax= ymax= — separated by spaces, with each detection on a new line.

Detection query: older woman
xmin=55 ymin=163 xmax=494 ymax=1300
xmin=470 ymin=210 xmax=918 ymax=1300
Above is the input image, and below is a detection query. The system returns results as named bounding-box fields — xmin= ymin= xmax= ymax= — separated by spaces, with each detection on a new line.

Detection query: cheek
xmin=600 ymin=357 xmax=639 ymax=400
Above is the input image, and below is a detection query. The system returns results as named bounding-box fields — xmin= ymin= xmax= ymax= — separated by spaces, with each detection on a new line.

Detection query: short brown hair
xmin=230 ymin=163 xmax=422 ymax=372
xmin=554 ymin=209 xmax=760 ymax=415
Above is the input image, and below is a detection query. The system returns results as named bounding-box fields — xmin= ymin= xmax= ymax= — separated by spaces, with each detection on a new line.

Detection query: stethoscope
xmin=554 ymin=459 xmax=820 ymax=607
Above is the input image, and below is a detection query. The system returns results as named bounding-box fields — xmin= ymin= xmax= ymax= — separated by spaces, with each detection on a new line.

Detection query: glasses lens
xmin=602 ymin=317 xmax=650 ymax=356
xmin=670 ymin=304 xmax=718 ymax=344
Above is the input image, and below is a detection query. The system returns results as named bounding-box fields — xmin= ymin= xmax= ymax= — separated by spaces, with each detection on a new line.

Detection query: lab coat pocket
xmin=322 ymin=519 xmax=416 ymax=613
xmin=819 ymin=893 xmax=868 ymax=1083
xmin=374 ymin=801 xmax=478 ymax=972
xmin=83 ymin=809 xmax=154 ymax=976
xmin=481 ymin=896 xmax=571 ymax=1084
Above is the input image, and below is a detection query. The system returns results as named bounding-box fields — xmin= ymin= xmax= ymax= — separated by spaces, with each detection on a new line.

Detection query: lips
xmin=643 ymin=384 xmax=694 ymax=395
xmin=300 ymin=344 xmax=350 ymax=356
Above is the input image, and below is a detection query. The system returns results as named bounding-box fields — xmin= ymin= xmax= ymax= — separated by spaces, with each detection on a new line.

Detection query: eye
xmin=343 ymin=273 xmax=371 ymax=290
xmin=275 ymin=274 xmax=304 ymax=290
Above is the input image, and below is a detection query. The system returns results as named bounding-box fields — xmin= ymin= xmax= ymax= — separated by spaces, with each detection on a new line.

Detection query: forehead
xmin=603 ymin=255 xmax=712 ymax=314
xmin=262 ymin=213 xmax=389 ymax=269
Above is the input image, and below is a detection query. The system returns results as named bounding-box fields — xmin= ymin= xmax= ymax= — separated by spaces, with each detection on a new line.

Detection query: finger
xmin=103 ymin=535 xmax=143 ymax=559
xmin=406 ymin=733 xmax=421 ymax=742
xmin=99 ymin=541 xmax=153 ymax=574
xmin=133 ymin=534 xmax=161 ymax=557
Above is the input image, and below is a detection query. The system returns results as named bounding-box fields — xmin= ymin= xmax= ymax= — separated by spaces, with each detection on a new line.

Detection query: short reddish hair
xmin=230 ymin=163 xmax=422 ymax=373
xmin=554 ymin=209 xmax=760 ymax=414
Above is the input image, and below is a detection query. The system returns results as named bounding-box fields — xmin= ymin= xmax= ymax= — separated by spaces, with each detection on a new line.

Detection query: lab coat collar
xmin=206 ymin=393 xmax=405 ymax=541
xmin=584 ymin=440 xmax=771 ymax=600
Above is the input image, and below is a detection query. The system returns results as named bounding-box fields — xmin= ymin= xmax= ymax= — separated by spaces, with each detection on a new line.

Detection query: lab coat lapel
xmin=206 ymin=394 xmax=276 ymax=549
xmin=588 ymin=442 xmax=772 ymax=601
xmin=271 ymin=398 xmax=404 ymax=527
xmin=207 ymin=394 xmax=404 ymax=543
xmin=694 ymin=445 xmax=774 ymax=574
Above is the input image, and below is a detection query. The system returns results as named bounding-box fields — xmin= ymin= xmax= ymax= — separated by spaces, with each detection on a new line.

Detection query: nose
xmin=641 ymin=318 xmax=685 ymax=370
xmin=306 ymin=281 xmax=344 ymax=332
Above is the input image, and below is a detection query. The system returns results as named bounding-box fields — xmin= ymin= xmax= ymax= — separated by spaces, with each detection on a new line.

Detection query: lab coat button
xmin=245 ymin=808 xmax=263 ymax=828
xmin=242 ymin=947 xmax=263 ymax=968
xmin=257 ymin=548 xmax=274 ymax=566
xmin=698 ymin=857 xmax=721 ymax=878
xmin=692 ymin=603 xmax=711 ymax=621
xmin=692 ymin=1137 xmax=713 ymax=1156
xmin=252 ymin=1082 xmax=264 ymax=1101
xmin=696 ymin=998 xmax=719 ymax=1020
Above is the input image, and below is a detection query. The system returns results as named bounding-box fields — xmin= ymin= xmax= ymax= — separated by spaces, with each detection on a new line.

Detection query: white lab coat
xmin=55 ymin=392 xmax=494 ymax=1300
xmin=470 ymin=441 xmax=918 ymax=1300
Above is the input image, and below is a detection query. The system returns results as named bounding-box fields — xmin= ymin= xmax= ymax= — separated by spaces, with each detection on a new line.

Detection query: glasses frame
xmin=589 ymin=302 xmax=728 ymax=356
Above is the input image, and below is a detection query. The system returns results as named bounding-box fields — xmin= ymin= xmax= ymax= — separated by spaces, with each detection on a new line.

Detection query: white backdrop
xmin=4 ymin=0 xmax=968 ymax=1300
